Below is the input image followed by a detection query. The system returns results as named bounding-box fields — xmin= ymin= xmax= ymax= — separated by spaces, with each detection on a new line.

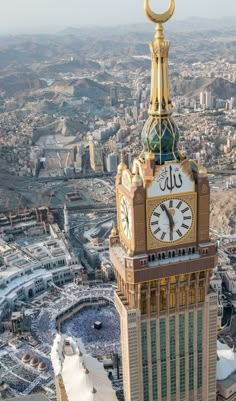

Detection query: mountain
xmin=51 ymin=78 xmax=109 ymax=99
xmin=172 ymin=77 xmax=236 ymax=100
xmin=40 ymin=59 xmax=100 ymax=76
xmin=0 ymin=72 xmax=47 ymax=97
xmin=94 ymin=71 xmax=113 ymax=83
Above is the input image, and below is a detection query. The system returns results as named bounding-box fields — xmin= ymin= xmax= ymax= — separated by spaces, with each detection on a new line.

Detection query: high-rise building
xmin=200 ymin=92 xmax=206 ymax=107
xmin=89 ymin=140 xmax=104 ymax=173
xmin=200 ymin=91 xmax=213 ymax=109
xmin=110 ymin=86 xmax=119 ymax=106
xmin=63 ymin=204 xmax=69 ymax=235
xmin=107 ymin=153 xmax=118 ymax=173
xmin=109 ymin=2 xmax=218 ymax=401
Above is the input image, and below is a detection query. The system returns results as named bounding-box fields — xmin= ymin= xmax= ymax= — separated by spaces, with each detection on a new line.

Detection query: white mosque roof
xmin=217 ymin=340 xmax=236 ymax=381
xmin=51 ymin=334 xmax=118 ymax=401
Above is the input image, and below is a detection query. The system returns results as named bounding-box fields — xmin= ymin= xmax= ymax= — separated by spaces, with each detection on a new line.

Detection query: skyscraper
xmin=89 ymin=140 xmax=104 ymax=173
xmin=109 ymin=1 xmax=218 ymax=401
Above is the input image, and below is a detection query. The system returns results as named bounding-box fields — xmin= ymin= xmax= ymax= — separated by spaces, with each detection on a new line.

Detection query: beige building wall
xmin=114 ymin=276 xmax=218 ymax=401
xmin=55 ymin=375 xmax=68 ymax=401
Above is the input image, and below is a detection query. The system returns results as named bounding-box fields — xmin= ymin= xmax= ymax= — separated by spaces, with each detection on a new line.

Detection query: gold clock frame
xmin=146 ymin=192 xmax=197 ymax=250
xmin=117 ymin=190 xmax=133 ymax=249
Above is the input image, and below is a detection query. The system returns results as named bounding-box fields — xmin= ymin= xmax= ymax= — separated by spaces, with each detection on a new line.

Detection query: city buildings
xmin=110 ymin=1 xmax=218 ymax=401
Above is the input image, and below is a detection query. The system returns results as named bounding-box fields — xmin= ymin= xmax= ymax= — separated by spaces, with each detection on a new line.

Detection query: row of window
xmin=141 ymin=311 xmax=203 ymax=399
xmin=148 ymin=247 xmax=196 ymax=263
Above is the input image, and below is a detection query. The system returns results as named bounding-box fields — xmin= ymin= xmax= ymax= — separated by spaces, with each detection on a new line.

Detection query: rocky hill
xmin=210 ymin=191 xmax=236 ymax=234
xmin=172 ymin=77 xmax=236 ymax=100
xmin=40 ymin=59 xmax=100 ymax=76
xmin=52 ymin=78 xmax=109 ymax=99
xmin=0 ymin=72 xmax=47 ymax=97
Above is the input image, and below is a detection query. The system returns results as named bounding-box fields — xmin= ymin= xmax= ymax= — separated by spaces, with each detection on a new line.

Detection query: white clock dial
xmin=120 ymin=196 xmax=132 ymax=240
xmin=150 ymin=199 xmax=193 ymax=243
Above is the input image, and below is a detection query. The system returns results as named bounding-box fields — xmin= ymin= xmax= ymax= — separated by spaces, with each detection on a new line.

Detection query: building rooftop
xmin=217 ymin=341 xmax=236 ymax=381
xmin=51 ymin=334 xmax=118 ymax=401
xmin=6 ymin=394 xmax=50 ymax=401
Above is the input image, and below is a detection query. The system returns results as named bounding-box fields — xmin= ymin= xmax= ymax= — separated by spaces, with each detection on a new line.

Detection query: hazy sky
xmin=0 ymin=0 xmax=236 ymax=34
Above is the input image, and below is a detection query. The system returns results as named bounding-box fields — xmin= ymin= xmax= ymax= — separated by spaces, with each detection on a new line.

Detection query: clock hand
xmin=163 ymin=204 xmax=175 ymax=231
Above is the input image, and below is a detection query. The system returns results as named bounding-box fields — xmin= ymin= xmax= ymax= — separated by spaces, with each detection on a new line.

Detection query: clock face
xmin=120 ymin=196 xmax=132 ymax=240
xmin=150 ymin=198 xmax=193 ymax=243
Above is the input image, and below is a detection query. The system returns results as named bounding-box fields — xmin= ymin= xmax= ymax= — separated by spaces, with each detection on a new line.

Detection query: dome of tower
xmin=117 ymin=160 xmax=127 ymax=174
xmin=198 ymin=164 xmax=208 ymax=177
xmin=30 ymin=357 xmax=39 ymax=368
xmin=21 ymin=353 xmax=31 ymax=363
xmin=111 ymin=225 xmax=119 ymax=236
xmin=38 ymin=362 xmax=47 ymax=372
xmin=142 ymin=116 xmax=180 ymax=164
xmin=132 ymin=167 xmax=143 ymax=187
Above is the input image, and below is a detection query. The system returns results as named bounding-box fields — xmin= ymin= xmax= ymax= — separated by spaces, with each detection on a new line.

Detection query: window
xmin=169 ymin=316 xmax=176 ymax=359
xmin=160 ymin=318 xmax=166 ymax=361
xmin=189 ymin=312 xmax=194 ymax=391
xmin=170 ymin=287 xmax=176 ymax=308
xmin=150 ymin=290 xmax=157 ymax=313
xmin=189 ymin=284 xmax=195 ymax=304
xmin=179 ymin=314 xmax=185 ymax=357
xmin=160 ymin=288 xmax=167 ymax=310
xmin=161 ymin=362 xmax=167 ymax=398
xmin=141 ymin=295 xmax=147 ymax=315
xmin=197 ymin=310 xmax=203 ymax=388
xmin=151 ymin=321 xmax=158 ymax=400
xmin=141 ymin=322 xmax=149 ymax=401
xmin=179 ymin=285 xmax=186 ymax=306
xmin=198 ymin=285 xmax=204 ymax=303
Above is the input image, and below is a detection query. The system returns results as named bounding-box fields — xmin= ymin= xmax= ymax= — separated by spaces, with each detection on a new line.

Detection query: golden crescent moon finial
xmin=144 ymin=0 xmax=175 ymax=24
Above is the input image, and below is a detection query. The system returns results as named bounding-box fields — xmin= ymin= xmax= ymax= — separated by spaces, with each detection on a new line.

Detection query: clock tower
xmin=109 ymin=1 xmax=218 ymax=401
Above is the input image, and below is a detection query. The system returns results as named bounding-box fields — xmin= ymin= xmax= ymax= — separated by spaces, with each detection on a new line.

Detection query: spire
xmin=141 ymin=0 xmax=181 ymax=165
xmin=117 ymin=151 xmax=127 ymax=174
xmin=144 ymin=0 xmax=175 ymax=116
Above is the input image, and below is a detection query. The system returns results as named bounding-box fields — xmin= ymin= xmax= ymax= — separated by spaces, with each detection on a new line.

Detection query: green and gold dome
xmin=142 ymin=116 xmax=180 ymax=164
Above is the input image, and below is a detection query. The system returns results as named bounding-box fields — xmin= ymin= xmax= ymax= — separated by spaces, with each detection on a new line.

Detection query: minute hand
xmin=163 ymin=204 xmax=175 ymax=230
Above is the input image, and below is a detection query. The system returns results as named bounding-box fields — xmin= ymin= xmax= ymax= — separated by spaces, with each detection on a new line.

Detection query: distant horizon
xmin=0 ymin=0 xmax=236 ymax=35
xmin=0 ymin=15 xmax=235 ymax=36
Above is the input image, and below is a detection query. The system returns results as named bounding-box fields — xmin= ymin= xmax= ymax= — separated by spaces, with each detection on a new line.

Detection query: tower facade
xmin=109 ymin=2 xmax=218 ymax=401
